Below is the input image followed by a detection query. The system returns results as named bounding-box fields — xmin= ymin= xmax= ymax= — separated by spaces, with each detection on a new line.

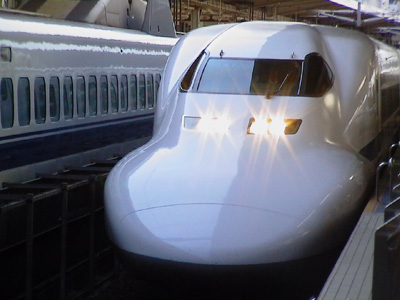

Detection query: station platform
xmin=318 ymin=161 xmax=397 ymax=300
xmin=318 ymin=201 xmax=384 ymax=300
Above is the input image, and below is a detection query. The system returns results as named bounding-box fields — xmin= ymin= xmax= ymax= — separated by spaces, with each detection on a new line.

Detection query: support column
xmin=356 ymin=0 xmax=362 ymax=27
xmin=191 ymin=8 xmax=202 ymax=30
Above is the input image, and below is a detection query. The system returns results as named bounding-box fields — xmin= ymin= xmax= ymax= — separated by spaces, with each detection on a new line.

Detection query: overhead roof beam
xmin=254 ymin=0 xmax=341 ymax=14
xmin=260 ymin=0 xmax=328 ymax=8
xmin=318 ymin=11 xmax=357 ymax=23
xmin=276 ymin=4 xmax=340 ymax=16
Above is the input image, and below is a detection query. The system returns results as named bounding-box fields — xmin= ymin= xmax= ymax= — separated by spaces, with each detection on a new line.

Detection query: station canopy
xmin=6 ymin=0 xmax=400 ymax=44
xmin=172 ymin=0 xmax=400 ymax=44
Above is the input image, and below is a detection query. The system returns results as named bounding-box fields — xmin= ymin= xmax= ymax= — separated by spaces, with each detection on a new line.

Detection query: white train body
xmin=0 ymin=12 xmax=177 ymax=186
xmin=105 ymin=22 xmax=400 ymax=266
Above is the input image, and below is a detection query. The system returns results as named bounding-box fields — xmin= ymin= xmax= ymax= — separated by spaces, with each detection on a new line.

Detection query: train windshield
xmin=198 ymin=59 xmax=301 ymax=96
xmin=196 ymin=54 xmax=333 ymax=97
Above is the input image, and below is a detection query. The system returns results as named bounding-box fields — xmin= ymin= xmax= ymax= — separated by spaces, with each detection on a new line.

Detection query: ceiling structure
xmin=4 ymin=0 xmax=400 ymax=44
xmin=170 ymin=0 xmax=400 ymax=44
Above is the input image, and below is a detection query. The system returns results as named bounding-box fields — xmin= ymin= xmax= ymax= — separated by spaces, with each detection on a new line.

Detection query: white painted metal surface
xmin=105 ymin=21 xmax=400 ymax=265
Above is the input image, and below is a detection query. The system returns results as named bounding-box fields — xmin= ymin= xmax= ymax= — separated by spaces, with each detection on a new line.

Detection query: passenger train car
xmin=0 ymin=9 xmax=177 ymax=186
xmin=105 ymin=22 xmax=400 ymax=269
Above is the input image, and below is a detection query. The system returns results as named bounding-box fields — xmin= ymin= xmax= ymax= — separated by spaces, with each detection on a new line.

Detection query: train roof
xmin=205 ymin=21 xmax=323 ymax=60
xmin=197 ymin=21 xmax=375 ymax=61
xmin=0 ymin=11 xmax=177 ymax=47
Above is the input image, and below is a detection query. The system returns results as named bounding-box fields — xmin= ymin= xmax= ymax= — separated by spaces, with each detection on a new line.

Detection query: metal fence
xmin=0 ymin=160 xmax=120 ymax=300
xmin=373 ymin=150 xmax=400 ymax=300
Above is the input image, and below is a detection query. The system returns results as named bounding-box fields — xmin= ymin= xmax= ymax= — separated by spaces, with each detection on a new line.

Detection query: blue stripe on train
xmin=0 ymin=116 xmax=154 ymax=172
xmin=0 ymin=114 xmax=154 ymax=143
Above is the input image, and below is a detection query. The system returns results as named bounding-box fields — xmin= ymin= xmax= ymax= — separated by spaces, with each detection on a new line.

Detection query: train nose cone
xmin=116 ymin=204 xmax=300 ymax=265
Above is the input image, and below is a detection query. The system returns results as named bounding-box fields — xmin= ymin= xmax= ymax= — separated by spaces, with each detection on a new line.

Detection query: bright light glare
xmin=248 ymin=118 xmax=287 ymax=136
xmin=248 ymin=119 xmax=269 ymax=135
xmin=196 ymin=118 xmax=230 ymax=133
xmin=268 ymin=119 xmax=287 ymax=135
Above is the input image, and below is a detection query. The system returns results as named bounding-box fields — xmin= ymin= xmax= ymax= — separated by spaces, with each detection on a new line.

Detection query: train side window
xmin=34 ymin=77 xmax=46 ymax=124
xmin=50 ymin=77 xmax=60 ymax=122
xmin=100 ymin=75 xmax=108 ymax=114
xmin=139 ymin=74 xmax=146 ymax=109
xmin=121 ymin=75 xmax=128 ymax=112
xmin=111 ymin=75 xmax=119 ymax=113
xmin=155 ymin=74 xmax=161 ymax=103
xmin=147 ymin=74 xmax=154 ymax=108
xmin=63 ymin=76 xmax=73 ymax=120
xmin=1 ymin=78 xmax=14 ymax=128
xmin=18 ymin=77 xmax=30 ymax=126
xmin=77 ymin=76 xmax=86 ymax=118
xmin=301 ymin=53 xmax=334 ymax=97
xmin=130 ymin=74 xmax=137 ymax=111
xmin=89 ymin=76 xmax=97 ymax=116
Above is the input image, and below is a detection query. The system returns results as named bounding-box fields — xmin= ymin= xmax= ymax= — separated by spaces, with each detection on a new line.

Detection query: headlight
xmin=247 ymin=118 xmax=302 ymax=136
xmin=184 ymin=116 xmax=230 ymax=133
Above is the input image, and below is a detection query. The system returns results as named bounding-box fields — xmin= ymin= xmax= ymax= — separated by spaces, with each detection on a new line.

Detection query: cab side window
xmin=181 ymin=53 xmax=204 ymax=91
xmin=301 ymin=53 xmax=334 ymax=97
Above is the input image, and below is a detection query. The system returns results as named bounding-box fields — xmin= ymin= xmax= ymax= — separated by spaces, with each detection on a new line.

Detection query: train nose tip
xmin=117 ymin=204 xmax=300 ymax=265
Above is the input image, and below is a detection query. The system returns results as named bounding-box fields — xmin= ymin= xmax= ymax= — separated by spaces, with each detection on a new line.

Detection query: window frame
xmin=187 ymin=54 xmax=334 ymax=98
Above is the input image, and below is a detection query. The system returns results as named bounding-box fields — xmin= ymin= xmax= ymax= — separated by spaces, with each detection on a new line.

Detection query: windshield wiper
xmin=266 ymin=72 xmax=292 ymax=99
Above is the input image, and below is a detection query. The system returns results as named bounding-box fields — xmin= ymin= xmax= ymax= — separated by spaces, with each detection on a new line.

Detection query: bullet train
xmin=105 ymin=21 xmax=400 ymax=269
xmin=0 ymin=5 xmax=177 ymax=187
